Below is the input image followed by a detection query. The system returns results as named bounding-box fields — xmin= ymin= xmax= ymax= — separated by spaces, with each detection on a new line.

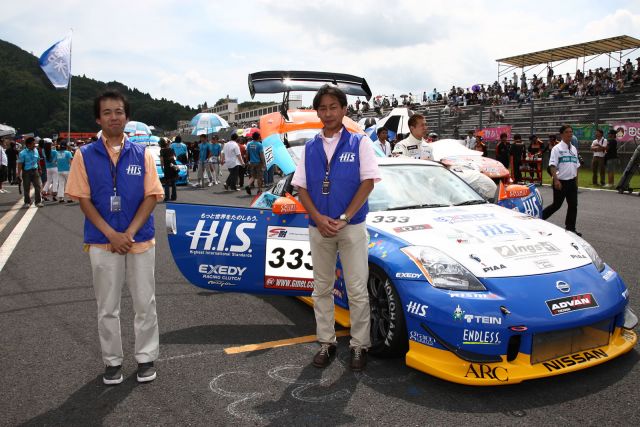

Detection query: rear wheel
xmin=367 ymin=265 xmax=408 ymax=357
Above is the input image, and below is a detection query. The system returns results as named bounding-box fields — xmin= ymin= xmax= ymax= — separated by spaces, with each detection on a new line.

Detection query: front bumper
xmin=405 ymin=327 xmax=637 ymax=385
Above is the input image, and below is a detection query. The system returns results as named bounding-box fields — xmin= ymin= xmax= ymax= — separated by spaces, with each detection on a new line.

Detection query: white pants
xmin=43 ymin=167 xmax=58 ymax=194
xmin=89 ymin=246 xmax=159 ymax=366
xmin=197 ymin=162 xmax=213 ymax=186
xmin=209 ymin=162 xmax=220 ymax=183
xmin=57 ymin=171 xmax=69 ymax=200
xmin=309 ymin=222 xmax=371 ymax=348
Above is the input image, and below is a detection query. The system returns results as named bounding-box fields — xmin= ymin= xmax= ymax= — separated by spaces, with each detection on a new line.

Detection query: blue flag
xmin=39 ymin=34 xmax=72 ymax=89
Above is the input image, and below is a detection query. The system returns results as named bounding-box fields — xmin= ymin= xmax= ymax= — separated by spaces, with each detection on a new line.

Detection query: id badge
xmin=322 ymin=177 xmax=330 ymax=195
xmin=110 ymin=195 xmax=122 ymax=212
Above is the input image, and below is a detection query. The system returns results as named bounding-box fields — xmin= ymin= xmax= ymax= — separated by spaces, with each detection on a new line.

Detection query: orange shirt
xmin=65 ymin=137 xmax=165 ymax=253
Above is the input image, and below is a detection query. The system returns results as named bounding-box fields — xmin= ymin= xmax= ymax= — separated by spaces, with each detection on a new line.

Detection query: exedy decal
xmin=546 ymin=293 xmax=598 ymax=315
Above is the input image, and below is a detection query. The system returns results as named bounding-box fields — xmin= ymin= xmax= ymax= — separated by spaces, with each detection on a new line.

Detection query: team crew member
xmin=170 ymin=136 xmax=188 ymax=164
xmin=292 ymin=85 xmax=380 ymax=372
xmin=392 ymin=114 xmax=427 ymax=158
xmin=17 ymin=137 xmax=44 ymax=207
xmin=590 ymin=129 xmax=607 ymax=186
xmin=244 ymin=132 xmax=265 ymax=195
xmin=55 ymin=139 xmax=73 ymax=203
xmin=542 ymin=124 xmax=581 ymax=235
xmin=196 ymin=135 xmax=212 ymax=188
xmin=66 ymin=90 xmax=164 ymax=385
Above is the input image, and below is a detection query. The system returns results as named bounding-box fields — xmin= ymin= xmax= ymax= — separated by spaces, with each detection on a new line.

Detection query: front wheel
xmin=367 ymin=265 xmax=408 ymax=358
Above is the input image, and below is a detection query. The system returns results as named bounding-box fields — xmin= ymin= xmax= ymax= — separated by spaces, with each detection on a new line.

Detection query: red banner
xmin=59 ymin=132 xmax=97 ymax=139
xmin=477 ymin=125 xmax=511 ymax=142
xmin=611 ymin=122 xmax=640 ymax=142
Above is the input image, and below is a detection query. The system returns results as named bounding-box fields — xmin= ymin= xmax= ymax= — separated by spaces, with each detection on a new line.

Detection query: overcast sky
xmin=2 ymin=0 xmax=640 ymax=109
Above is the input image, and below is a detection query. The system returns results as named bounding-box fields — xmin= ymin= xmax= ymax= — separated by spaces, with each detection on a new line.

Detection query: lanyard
xmin=379 ymin=141 xmax=386 ymax=154
xmin=105 ymin=138 xmax=124 ymax=195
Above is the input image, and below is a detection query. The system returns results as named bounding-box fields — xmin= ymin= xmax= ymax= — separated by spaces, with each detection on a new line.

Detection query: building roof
xmin=496 ymin=35 xmax=640 ymax=67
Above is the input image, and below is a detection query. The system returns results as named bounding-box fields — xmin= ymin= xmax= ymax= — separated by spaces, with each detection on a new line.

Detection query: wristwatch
xmin=339 ymin=213 xmax=350 ymax=223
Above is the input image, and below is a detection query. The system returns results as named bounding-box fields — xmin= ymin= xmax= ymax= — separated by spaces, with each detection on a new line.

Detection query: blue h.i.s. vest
xmin=304 ymin=127 xmax=368 ymax=227
xmin=81 ymin=138 xmax=154 ymax=244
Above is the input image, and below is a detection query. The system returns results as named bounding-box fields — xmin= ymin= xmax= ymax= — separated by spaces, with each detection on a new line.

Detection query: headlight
xmin=401 ymin=246 xmax=486 ymax=291
xmin=567 ymin=231 xmax=605 ymax=272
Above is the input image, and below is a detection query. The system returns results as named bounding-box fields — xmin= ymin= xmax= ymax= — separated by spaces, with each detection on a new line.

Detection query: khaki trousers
xmin=89 ymin=246 xmax=159 ymax=366
xmin=309 ymin=222 xmax=371 ymax=348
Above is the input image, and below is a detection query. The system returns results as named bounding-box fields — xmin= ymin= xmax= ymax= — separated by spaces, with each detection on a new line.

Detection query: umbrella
xmin=375 ymin=107 xmax=415 ymax=136
xmin=0 ymin=123 xmax=16 ymax=137
xmin=128 ymin=135 xmax=160 ymax=145
xmin=365 ymin=125 xmax=396 ymax=142
xmin=190 ymin=113 xmax=229 ymax=136
xmin=124 ymin=121 xmax=152 ymax=136
xmin=243 ymin=127 xmax=260 ymax=138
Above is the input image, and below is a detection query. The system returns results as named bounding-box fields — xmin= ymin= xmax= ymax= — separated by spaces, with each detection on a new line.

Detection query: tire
xmin=367 ymin=265 xmax=408 ymax=358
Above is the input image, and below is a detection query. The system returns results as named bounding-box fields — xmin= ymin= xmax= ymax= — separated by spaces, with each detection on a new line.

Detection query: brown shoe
xmin=350 ymin=347 xmax=367 ymax=372
xmin=312 ymin=343 xmax=336 ymax=368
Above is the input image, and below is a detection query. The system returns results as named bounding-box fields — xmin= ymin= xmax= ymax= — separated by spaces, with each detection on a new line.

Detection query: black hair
xmin=44 ymin=141 xmax=53 ymax=161
xmin=174 ymin=135 xmax=182 ymax=143
xmin=252 ymin=132 xmax=261 ymax=140
xmin=312 ymin=84 xmax=348 ymax=110
xmin=25 ymin=137 xmax=35 ymax=145
xmin=376 ymin=126 xmax=389 ymax=135
xmin=513 ymin=134 xmax=522 ymax=140
xmin=230 ymin=133 xmax=238 ymax=141
xmin=559 ymin=124 xmax=573 ymax=134
xmin=500 ymin=133 xmax=508 ymax=138
xmin=93 ymin=89 xmax=130 ymax=119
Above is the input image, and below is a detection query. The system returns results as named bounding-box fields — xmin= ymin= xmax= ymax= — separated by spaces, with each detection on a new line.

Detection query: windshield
xmin=369 ymin=164 xmax=485 ymax=211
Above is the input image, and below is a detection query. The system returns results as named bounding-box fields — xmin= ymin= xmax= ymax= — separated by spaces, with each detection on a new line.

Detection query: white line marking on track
xmin=0 ymin=192 xmax=30 ymax=235
xmin=0 ymin=193 xmax=38 ymax=273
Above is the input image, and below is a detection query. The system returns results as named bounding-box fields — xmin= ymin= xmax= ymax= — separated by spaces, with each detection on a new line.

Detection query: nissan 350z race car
xmin=167 ymin=155 xmax=637 ymax=385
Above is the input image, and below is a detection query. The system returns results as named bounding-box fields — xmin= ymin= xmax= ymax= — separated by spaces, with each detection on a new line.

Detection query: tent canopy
xmin=496 ymin=35 xmax=640 ymax=68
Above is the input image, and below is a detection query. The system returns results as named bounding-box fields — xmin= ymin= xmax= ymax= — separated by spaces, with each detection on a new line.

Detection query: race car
xmin=147 ymin=145 xmax=189 ymax=186
xmin=167 ymin=156 xmax=637 ymax=385
xmin=166 ymin=71 xmax=636 ymax=385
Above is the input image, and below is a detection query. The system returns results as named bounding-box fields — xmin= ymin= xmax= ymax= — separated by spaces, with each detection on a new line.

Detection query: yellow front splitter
xmin=406 ymin=327 xmax=637 ymax=385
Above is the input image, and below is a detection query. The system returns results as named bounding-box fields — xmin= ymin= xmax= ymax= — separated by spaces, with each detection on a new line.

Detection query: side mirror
xmin=272 ymin=193 xmax=307 ymax=215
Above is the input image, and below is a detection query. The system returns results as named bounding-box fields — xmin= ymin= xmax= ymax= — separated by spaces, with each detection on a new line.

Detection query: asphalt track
xmin=0 ymin=175 xmax=638 ymax=426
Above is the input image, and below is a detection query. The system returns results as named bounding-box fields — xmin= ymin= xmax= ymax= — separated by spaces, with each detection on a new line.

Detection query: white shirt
xmin=222 ymin=140 xmax=242 ymax=168
xmin=549 ymin=141 xmax=580 ymax=180
xmin=392 ymin=134 xmax=423 ymax=158
xmin=465 ymin=136 xmax=476 ymax=149
xmin=591 ymin=137 xmax=607 ymax=158
xmin=377 ymin=139 xmax=392 ymax=157
xmin=0 ymin=147 xmax=7 ymax=166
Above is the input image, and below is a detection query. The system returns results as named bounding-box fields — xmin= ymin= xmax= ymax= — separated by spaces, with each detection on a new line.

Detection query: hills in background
xmin=0 ymin=39 xmax=199 ymax=136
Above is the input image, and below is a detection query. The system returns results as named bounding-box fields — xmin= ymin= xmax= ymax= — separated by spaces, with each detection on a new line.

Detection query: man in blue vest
xmin=66 ymin=90 xmax=164 ymax=385
xmin=292 ymin=85 xmax=380 ymax=371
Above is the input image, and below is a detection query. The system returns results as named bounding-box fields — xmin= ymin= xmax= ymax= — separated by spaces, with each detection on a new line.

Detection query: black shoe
xmin=136 ymin=362 xmax=156 ymax=383
xmin=567 ymin=229 xmax=582 ymax=237
xmin=223 ymin=184 xmax=229 ymax=191
xmin=350 ymin=347 xmax=367 ymax=372
xmin=312 ymin=343 xmax=337 ymax=368
xmin=103 ymin=365 xmax=123 ymax=385
xmin=245 ymin=185 xmax=252 ymax=195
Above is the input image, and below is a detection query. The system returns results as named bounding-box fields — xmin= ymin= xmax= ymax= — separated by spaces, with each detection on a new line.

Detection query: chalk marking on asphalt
xmin=224 ymin=330 xmax=350 ymax=355
xmin=0 ymin=191 xmax=31 ymax=235
xmin=0 ymin=194 xmax=38 ymax=273
xmin=157 ymin=350 xmax=225 ymax=362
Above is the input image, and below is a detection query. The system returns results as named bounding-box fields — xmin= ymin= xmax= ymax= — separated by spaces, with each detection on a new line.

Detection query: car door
xmin=166 ymin=202 xmax=315 ymax=296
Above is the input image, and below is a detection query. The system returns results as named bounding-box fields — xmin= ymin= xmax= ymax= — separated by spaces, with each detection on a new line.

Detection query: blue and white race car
xmin=166 ymin=156 xmax=637 ymax=385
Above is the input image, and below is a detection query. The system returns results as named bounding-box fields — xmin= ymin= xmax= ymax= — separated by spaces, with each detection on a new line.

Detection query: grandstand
xmin=350 ymin=35 xmax=640 ymax=167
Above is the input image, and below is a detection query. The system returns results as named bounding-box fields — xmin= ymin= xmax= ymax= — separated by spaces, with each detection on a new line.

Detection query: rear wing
xmin=248 ymin=70 xmax=372 ymax=100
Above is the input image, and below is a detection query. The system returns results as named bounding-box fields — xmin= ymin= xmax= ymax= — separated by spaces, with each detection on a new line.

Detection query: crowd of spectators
xmin=349 ymin=58 xmax=640 ymax=119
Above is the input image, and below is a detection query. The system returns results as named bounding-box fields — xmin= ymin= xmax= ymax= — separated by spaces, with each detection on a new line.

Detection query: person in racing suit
xmin=392 ymin=113 xmax=428 ymax=158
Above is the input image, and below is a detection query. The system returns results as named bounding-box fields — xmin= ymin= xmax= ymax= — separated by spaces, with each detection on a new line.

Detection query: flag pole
xmin=67 ymin=29 xmax=73 ymax=146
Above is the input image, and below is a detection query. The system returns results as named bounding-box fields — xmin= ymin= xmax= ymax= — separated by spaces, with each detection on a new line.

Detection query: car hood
xmin=366 ymin=204 xmax=591 ymax=278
